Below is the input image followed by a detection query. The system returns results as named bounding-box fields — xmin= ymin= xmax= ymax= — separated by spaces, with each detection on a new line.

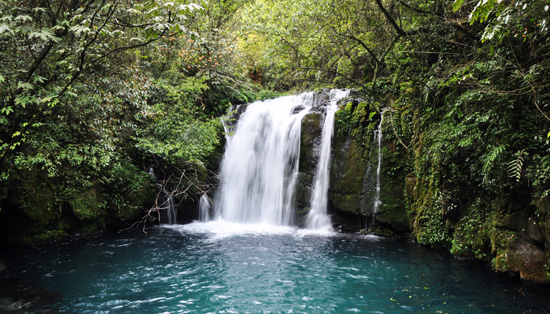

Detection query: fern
xmin=482 ymin=145 xmax=506 ymax=176
xmin=507 ymin=149 xmax=528 ymax=183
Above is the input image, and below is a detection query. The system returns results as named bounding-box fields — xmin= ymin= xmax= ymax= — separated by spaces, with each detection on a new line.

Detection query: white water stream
xmin=306 ymin=90 xmax=349 ymax=230
xmin=209 ymin=90 xmax=348 ymax=229
xmin=372 ymin=110 xmax=385 ymax=218
xmin=215 ymin=94 xmax=312 ymax=225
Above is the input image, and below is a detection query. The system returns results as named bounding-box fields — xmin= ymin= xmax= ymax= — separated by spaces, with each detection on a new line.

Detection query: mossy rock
xmin=296 ymin=112 xmax=322 ymax=208
xmin=329 ymin=103 xmax=378 ymax=216
xmin=299 ymin=112 xmax=322 ymax=174
xmin=15 ymin=179 xmax=59 ymax=226
xmin=296 ymin=207 xmax=310 ymax=228
xmin=329 ymin=137 xmax=366 ymax=215
xmin=502 ymin=236 xmax=549 ymax=283
xmin=114 ymin=181 xmax=156 ymax=223
xmin=9 ymin=228 xmax=71 ymax=246
xmin=354 ymin=102 xmax=369 ymax=123
xmin=330 ymin=193 xmax=362 ymax=215
xmin=374 ymin=226 xmax=395 ymax=237
xmin=69 ymin=184 xmax=104 ymax=221
xmin=375 ymin=204 xmax=409 ymax=231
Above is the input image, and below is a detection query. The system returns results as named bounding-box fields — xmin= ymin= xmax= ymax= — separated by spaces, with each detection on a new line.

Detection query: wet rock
xmin=291 ymin=105 xmax=306 ymax=114
xmin=527 ymin=217 xmax=544 ymax=243
xmin=296 ymin=112 xmax=322 ymax=211
xmin=0 ymin=277 xmax=62 ymax=313
xmin=497 ymin=209 xmax=532 ymax=232
xmin=504 ymin=237 xmax=548 ymax=283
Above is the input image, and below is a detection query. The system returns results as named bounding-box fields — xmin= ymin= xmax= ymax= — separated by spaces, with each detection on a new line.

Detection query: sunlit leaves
xmin=453 ymin=0 xmax=549 ymax=42
xmin=452 ymin=0 xmax=464 ymax=12
xmin=0 ymin=106 xmax=13 ymax=116
xmin=507 ymin=149 xmax=528 ymax=183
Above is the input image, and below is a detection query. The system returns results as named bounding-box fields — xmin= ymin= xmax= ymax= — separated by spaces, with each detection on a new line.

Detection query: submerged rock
xmin=0 ymin=276 xmax=62 ymax=313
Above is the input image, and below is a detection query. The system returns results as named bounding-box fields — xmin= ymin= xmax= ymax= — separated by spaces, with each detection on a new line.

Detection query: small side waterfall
xmin=162 ymin=188 xmax=177 ymax=224
xmin=306 ymin=90 xmax=349 ymax=230
xmin=148 ymin=166 xmax=177 ymax=225
xmin=198 ymin=193 xmax=212 ymax=222
xmin=372 ymin=110 xmax=385 ymax=218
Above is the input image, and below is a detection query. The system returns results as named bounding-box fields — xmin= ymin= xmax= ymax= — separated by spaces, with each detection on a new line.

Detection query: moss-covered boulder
xmin=375 ymin=109 xmax=410 ymax=229
xmin=499 ymin=235 xmax=548 ymax=283
xmin=329 ymin=133 xmax=366 ymax=215
xmin=0 ymin=162 xmax=157 ymax=246
xmin=19 ymin=180 xmax=58 ymax=226
xmin=329 ymin=101 xmax=373 ymax=217
xmin=69 ymin=184 xmax=104 ymax=221
xmin=295 ymin=112 xmax=322 ymax=213
xmin=328 ymin=103 xmax=410 ymax=232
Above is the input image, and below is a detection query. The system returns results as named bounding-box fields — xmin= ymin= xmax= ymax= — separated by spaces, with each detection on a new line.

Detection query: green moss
xmin=331 ymin=193 xmax=361 ymax=214
xmin=345 ymin=101 xmax=354 ymax=112
xmin=20 ymin=181 xmax=58 ymax=225
xmin=411 ymin=176 xmax=452 ymax=248
xmin=374 ymin=226 xmax=394 ymax=237
xmin=13 ymin=229 xmax=70 ymax=245
xmin=354 ymin=102 xmax=368 ymax=123
xmin=299 ymin=112 xmax=322 ymax=172
xmin=330 ymin=118 xmax=369 ymax=214
xmin=69 ymin=185 xmax=104 ymax=221
xmin=450 ymin=199 xmax=494 ymax=260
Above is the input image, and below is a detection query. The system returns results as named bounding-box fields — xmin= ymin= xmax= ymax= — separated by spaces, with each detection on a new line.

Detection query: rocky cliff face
xmin=0 ymin=166 xmax=157 ymax=246
xmin=296 ymin=97 xmax=409 ymax=233
xmin=298 ymin=96 xmax=550 ymax=284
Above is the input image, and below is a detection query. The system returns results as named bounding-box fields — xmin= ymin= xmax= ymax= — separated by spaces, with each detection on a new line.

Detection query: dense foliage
xmin=0 ymin=0 xmax=274 ymax=243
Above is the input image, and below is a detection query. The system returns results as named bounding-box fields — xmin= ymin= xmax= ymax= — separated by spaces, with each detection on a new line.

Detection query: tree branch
xmin=375 ymin=0 xmax=406 ymax=36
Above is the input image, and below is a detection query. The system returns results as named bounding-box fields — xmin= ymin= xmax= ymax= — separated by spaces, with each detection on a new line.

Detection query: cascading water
xmin=148 ymin=166 xmax=177 ymax=225
xmin=198 ymin=193 xmax=212 ymax=222
xmin=214 ymin=94 xmax=313 ymax=225
xmin=211 ymin=90 xmax=348 ymax=228
xmin=306 ymin=90 xmax=349 ymax=230
xmin=162 ymin=188 xmax=177 ymax=224
xmin=372 ymin=110 xmax=385 ymax=218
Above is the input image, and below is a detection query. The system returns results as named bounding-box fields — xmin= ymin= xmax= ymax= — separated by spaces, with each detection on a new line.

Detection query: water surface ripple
xmin=4 ymin=222 xmax=550 ymax=313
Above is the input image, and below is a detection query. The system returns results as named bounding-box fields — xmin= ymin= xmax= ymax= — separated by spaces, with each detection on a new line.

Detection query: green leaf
xmin=369 ymin=111 xmax=376 ymax=121
xmin=33 ymin=75 xmax=46 ymax=84
xmin=17 ymin=81 xmax=33 ymax=90
xmin=29 ymin=29 xmax=59 ymax=42
xmin=1 ymin=106 xmax=14 ymax=115
xmin=0 ymin=24 xmax=14 ymax=35
xmin=547 ymin=131 xmax=550 ymax=139
xmin=14 ymin=15 xmax=32 ymax=23
xmin=452 ymin=0 xmax=464 ymax=12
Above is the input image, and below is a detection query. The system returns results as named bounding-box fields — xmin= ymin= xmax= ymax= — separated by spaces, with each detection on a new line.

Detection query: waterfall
xmin=214 ymin=94 xmax=312 ymax=225
xmin=211 ymin=90 xmax=349 ymax=228
xmin=162 ymin=188 xmax=177 ymax=224
xmin=148 ymin=166 xmax=177 ymax=225
xmin=372 ymin=110 xmax=385 ymax=218
xmin=306 ymin=90 xmax=349 ymax=230
xmin=198 ymin=193 xmax=212 ymax=222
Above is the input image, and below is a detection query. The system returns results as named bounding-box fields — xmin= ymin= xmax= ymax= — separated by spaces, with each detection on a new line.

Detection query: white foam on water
xmin=162 ymin=219 xmax=336 ymax=240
